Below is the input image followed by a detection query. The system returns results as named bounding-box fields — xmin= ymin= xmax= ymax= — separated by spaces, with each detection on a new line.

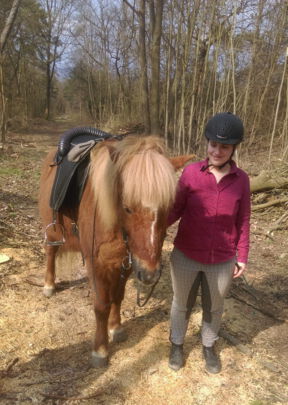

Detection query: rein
xmin=121 ymin=230 xmax=161 ymax=307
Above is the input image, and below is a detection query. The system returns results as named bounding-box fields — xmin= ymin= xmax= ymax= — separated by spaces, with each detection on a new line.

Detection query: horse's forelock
xmin=116 ymin=136 xmax=177 ymax=210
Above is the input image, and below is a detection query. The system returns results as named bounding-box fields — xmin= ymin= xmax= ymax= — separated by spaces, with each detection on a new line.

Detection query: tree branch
xmin=250 ymin=170 xmax=288 ymax=193
xmin=0 ymin=0 xmax=22 ymax=54
xmin=252 ymin=198 xmax=288 ymax=211
xmin=123 ymin=0 xmax=142 ymax=17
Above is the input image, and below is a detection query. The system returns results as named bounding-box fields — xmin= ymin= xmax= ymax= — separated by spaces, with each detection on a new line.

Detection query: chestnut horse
xmin=39 ymin=135 xmax=190 ymax=367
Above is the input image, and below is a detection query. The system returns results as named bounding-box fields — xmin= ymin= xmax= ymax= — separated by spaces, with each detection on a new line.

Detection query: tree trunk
xmin=250 ymin=170 xmax=288 ymax=193
xmin=0 ymin=0 xmax=22 ymax=54
xmin=0 ymin=0 xmax=22 ymax=144
xmin=149 ymin=0 xmax=163 ymax=135
xmin=138 ymin=0 xmax=151 ymax=133
xmin=268 ymin=49 xmax=288 ymax=164
xmin=0 ymin=63 xmax=7 ymax=144
xmin=46 ymin=62 xmax=52 ymax=120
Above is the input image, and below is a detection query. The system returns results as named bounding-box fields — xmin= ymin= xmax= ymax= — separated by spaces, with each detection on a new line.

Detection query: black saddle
xmin=49 ymin=127 xmax=123 ymax=212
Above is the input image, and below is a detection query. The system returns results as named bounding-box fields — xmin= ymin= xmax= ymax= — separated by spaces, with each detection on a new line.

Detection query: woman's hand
xmin=233 ymin=262 xmax=246 ymax=278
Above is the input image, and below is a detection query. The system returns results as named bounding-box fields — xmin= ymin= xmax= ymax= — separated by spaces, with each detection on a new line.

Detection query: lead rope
xmin=136 ymin=266 xmax=162 ymax=307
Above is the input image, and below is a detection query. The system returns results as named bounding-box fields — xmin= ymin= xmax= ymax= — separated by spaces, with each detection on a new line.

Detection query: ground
xmin=0 ymin=118 xmax=288 ymax=405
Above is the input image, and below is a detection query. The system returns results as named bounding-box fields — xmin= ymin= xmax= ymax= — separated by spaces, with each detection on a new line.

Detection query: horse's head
xmin=110 ymin=135 xmax=179 ymax=285
xmin=90 ymin=136 xmax=194 ymax=286
xmin=120 ymin=205 xmax=168 ymax=285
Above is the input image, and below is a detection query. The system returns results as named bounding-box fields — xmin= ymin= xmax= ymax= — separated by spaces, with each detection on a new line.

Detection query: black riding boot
xmin=203 ymin=345 xmax=221 ymax=374
xmin=169 ymin=343 xmax=184 ymax=371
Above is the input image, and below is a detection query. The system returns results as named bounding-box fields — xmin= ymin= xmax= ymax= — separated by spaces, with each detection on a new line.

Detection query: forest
xmin=1 ymin=1 xmax=288 ymax=404
xmin=0 ymin=0 xmax=287 ymax=155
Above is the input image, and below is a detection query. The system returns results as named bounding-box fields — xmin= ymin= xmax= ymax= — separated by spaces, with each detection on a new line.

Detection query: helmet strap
xmin=203 ymin=145 xmax=236 ymax=171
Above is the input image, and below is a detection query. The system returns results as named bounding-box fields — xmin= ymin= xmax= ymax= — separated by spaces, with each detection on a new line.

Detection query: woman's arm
xmin=235 ymin=174 xmax=251 ymax=267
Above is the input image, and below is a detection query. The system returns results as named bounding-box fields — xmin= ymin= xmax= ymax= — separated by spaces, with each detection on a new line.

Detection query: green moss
xmin=0 ymin=167 xmax=22 ymax=176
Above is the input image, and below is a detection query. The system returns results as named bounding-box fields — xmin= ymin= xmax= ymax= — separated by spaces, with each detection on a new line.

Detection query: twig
xmin=0 ymin=393 xmax=20 ymax=401
xmin=21 ymin=379 xmax=53 ymax=387
xmin=0 ymin=357 xmax=19 ymax=376
xmin=229 ymin=291 xmax=286 ymax=322
xmin=40 ymin=387 xmax=107 ymax=401
xmin=21 ymin=372 xmax=88 ymax=387
xmin=123 ymin=0 xmax=142 ymax=16
xmin=25 ymin=278 xmax=43 ymax=287
xmin=219 ymin=329 xmax=252 ymax=356
xmin=5 ymin=240 xmax=31 ymax=247
xmin=265 ymin=232 xmax=274 ymax=241
xmin=267 ymin=211 xmax=288 ymax=235
xmin=0 ymin=219 xmax=39 ymax=240
xmin=252 ymin=197 xmax=288 ymax=211
xmin=237 ymin=282 xmax=260 ymax=301
xmin=220 ymin=330 xmax=286 ymax=376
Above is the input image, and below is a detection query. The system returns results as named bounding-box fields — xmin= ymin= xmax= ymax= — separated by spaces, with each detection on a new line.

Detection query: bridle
xmin=121 ymin=230 xmax=162 ymax=307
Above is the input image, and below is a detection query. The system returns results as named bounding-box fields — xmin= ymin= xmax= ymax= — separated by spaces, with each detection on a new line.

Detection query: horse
xmin=39 ymin=135 xmax=192 ymax=367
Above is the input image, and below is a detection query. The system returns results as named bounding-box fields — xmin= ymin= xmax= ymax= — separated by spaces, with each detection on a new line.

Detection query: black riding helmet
xmin=204 ymin=112 xmax=244 ymax=145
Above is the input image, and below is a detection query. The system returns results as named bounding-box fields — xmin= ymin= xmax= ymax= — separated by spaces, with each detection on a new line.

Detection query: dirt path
xmin=0 ymin=120 xmax=288 ymax=405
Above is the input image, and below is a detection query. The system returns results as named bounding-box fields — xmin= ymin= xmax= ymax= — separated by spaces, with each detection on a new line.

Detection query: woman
xmin=168 ymin=112 xmax=251 ymax=373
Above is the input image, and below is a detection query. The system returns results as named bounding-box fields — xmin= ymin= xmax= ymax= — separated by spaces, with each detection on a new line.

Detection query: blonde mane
xmin=89 ymin=136 xmax=176 ymax=230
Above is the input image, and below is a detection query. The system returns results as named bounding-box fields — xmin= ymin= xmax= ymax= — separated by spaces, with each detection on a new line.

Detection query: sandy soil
xmin=0 ymin=119 xmax=288 ymax=405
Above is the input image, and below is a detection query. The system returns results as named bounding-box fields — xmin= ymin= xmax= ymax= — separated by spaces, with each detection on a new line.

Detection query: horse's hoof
xmin=43 ymin=285 xmax=55 ymax=298
xmin=91 ymin=351 xmax=109 ymax=368
xmin=109 ymin=327 xmax=127 ymax=343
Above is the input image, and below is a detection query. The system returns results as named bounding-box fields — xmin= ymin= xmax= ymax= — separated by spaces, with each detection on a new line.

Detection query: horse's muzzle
xmin=134 ymin=263 xmax=162 ymax=285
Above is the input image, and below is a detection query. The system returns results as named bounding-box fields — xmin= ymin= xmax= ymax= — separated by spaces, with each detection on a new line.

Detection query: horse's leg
xmin=43 ymin=245 xmax=59 ymax=297
xmin=108 ymin=302 xmax=127 ymax=343
xmin=91 ymin=277 xmax=111 ymax=368
xmin=108 ymin=276 xmax=130 ymax=343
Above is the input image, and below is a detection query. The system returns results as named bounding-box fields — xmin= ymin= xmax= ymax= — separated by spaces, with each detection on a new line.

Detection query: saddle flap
xmin=49 ymin=138 xmax=95 ymax=211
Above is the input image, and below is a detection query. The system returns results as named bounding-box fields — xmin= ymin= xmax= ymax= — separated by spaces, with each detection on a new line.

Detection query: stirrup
xmin=44 ymin=222 xmax=66 ymax=246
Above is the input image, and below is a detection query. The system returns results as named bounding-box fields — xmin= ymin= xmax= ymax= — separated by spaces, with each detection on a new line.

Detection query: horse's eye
xmin=124 ymin=207 xmax=132 ymax=214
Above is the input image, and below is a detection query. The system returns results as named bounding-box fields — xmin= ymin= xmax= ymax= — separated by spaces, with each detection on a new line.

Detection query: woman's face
xmin=207 ymin=141 xmax=234 ymax=167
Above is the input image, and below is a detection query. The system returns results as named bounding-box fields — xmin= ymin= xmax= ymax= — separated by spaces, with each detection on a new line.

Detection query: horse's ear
xmin=169 ymin=154 xmax=196 ymax=171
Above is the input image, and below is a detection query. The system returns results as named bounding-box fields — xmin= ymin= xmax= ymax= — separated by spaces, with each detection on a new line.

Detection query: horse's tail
xmin=55 ymin=250 xmax=85 ymax=279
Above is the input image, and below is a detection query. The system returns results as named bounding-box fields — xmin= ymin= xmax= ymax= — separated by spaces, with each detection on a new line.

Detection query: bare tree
xmin=0 ymin=0 xmax=22 ymax=143
xmin=138 ymin=0 xmax=151 ymax=133
xmin=0 ymin=0 xmax=22 ymax=53
xmin=38 ymin=0 xmax=75 ymax=120
xmin=52 ymin=0 xmax=288 ymax=160
xmin=123 ymin=0 xmax=164 ymax=134
xmin=149 ymin=0 xmax=164 ymax=134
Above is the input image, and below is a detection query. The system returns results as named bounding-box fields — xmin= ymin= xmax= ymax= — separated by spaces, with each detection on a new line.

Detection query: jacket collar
xmin=200 ymin=158 xmax=239 ymax=176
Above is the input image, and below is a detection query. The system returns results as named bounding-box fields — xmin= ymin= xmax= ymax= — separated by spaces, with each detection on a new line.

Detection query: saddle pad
xmin=49 ymin=136 xmax=98 ymax=211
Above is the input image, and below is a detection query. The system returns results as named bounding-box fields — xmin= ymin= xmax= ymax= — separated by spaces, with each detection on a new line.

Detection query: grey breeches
xmin=170 ymin=248 xmax=234 ymax=347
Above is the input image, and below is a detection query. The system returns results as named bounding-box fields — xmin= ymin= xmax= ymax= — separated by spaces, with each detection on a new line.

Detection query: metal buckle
xmin=122 ymin=251 xmax=132 ymax=271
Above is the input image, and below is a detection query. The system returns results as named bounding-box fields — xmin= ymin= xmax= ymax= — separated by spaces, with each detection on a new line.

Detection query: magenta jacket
xmin=168 ymin=159 xmax=251 ymax=264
